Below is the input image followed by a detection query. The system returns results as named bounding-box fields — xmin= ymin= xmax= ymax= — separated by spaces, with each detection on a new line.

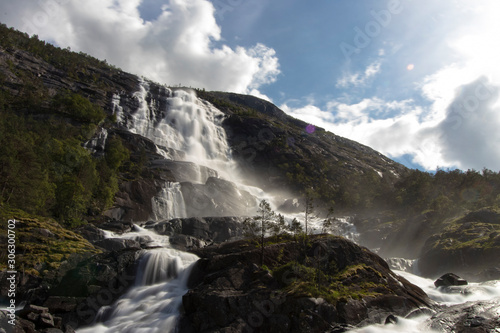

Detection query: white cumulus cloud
xmin=336 ymin=61 xmax=382 ymax=88
xmin=1 ymin=0 xmax=280 ymax=95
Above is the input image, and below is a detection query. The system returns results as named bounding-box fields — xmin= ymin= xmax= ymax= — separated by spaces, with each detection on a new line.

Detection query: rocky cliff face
xmin=1 ymin=36 xmax=409 ymax=223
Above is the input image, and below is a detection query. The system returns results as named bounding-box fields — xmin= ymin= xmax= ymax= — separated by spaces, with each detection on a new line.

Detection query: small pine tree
xmin=254 ymin=200 xmax=275 ymax=266
xmin=321 ymin=207 xmax=335 ymax=234
xmin=289 ymin=218 xmax=303 ymax=242
xmin=303 ymin=188 xmax=316 ymax=235
xmin=270 ymin=214 xmax=287 ymax=241
xmin=243 ymin=217 xmax=259 ymax=239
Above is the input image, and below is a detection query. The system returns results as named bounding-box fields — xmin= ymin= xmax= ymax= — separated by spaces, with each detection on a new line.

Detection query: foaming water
xmin=104 ymin=224 xmax=168 ymax=247
xmin=116 ymin=80 xmax=237 ymax=181
xmin=348 ymin=270 xmax=500 ymax=332
xmin=280 ymin=212 xmax=360 ymax=243
xmin=78 ymin=230 xmax=198 ymax=333
xmin=396 ymin=270 xmax=500 ymax=305
xmin=348 ymin=315 xmax=438 ymax=333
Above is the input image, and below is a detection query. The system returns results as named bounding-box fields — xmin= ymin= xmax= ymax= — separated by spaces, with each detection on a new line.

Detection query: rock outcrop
xmin=418 ymin=208 xmax=500 ymax=281
xmin=434 ymin=273 xmax=468 ymax=288
xmin=180 ymin=235 xmax=435 ymax=332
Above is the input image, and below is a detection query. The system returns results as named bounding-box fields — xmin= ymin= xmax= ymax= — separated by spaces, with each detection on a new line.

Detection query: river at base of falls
xmin=347 ymin=269 xmax=500 ymax=333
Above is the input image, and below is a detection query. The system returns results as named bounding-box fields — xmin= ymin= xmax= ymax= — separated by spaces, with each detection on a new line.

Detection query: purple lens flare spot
xmin=306 ymin=124 xmax=316 ymax=134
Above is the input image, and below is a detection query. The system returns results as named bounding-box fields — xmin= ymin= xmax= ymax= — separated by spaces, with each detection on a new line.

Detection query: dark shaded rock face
xmin=153 ymin=216 xmax=246 ymax=245
xmin=181 ymin=236 xmax=435 ymax=332
xmin=434 ymin=273 xmax=468 ymax=288
xmin=93 ymin=238 xmax=141 ymax=252
xmin=46 ymin=249 xmax=140 ymax=329
xmin=13 ymin=304 xmax=77 ymax=333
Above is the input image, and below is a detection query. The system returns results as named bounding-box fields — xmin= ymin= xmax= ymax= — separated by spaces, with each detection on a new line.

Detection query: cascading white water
xmin=114 ymin=79 xmax=250 ymax=220
xmin=78 ymin=232 xmax=199 ymax=333
xmin=116 ymin=79 xmax=236 ymax=179
xmin=151 ymin=182 xmax=187 ymax=221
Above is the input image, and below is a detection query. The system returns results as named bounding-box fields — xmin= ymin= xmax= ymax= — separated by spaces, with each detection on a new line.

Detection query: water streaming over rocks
xmin=151 ymin=182 xmax=187 ymax=221
xmin=78 ymin=80 xmax=500 ymax=332
xmin=112 ymin=79 xmax=259 ymax=219
xmin=78 ymin=245 xmax=198 ymax=333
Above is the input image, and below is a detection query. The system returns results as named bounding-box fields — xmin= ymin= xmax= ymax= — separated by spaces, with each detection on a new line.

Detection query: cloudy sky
xmin=2 ymin=0 xmax=500 ymax=171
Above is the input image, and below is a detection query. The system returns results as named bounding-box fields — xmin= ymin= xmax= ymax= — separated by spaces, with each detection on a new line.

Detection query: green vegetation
xmin=0 ymin=103 xmax=130 ymax=227
xmin=393 ymin=168 xmax=500 ymax=217
xmin=427 ymin=211 xmax=500 ymax=252
xmin=52 ymin=91 xmax=106 ymax=124
xmin=271 ymin=260 xmax=383 ymax=304
xmin=0 ymin=25 xmax=135 ymax=227
xmin=244 ymin=200 xmax=282 ymax=265
xmin=2 ymin=22 xmax=500 ymax=288
xmin=0 ymin=207 xmax=100 ymax=276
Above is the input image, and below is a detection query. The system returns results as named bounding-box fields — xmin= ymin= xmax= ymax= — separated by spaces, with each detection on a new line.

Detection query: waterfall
xmin=112 ymin=93 xmax=123 ymax=122
xmin=151 ymin=182 xmax=187 ymax=221
xmin=78 ymin=237 xmax=199 ymax=333
xmin=112 ymin=79 xmax=253 ymax=219
xmin=83 ymin=127 xmax=108 ymax=156
xmin=118 ymin=79 xmax=235 ymax=174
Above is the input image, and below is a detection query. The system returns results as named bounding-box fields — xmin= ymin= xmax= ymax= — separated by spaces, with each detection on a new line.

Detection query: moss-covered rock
xmin=182 ymin=235 xmax=434 ymax=332
xmin=0 ymin=207 xmax=99 ymax=277
xmin=418 ymin=208 xmax=500 ymax=281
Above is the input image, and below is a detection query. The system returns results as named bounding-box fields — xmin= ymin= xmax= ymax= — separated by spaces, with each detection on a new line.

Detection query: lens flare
xmin=407 ymin=64 xmax=415 ymax=71
xmin=306 ymin=124 xmax=316 ymax=134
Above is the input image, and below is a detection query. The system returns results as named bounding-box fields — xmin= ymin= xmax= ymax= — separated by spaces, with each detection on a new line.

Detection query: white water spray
xmin=78 ymin=230 xmax=199 ymax=333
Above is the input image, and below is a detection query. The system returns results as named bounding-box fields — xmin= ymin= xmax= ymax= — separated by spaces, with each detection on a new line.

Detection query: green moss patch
xmin=0 ymin=207 xmax=100 ymax=276
xmin=272 ymin=261 xmax=384 ymax=304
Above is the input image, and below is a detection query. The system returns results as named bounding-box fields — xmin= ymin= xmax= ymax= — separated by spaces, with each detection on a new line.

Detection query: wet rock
xmin=40 ymin=329 xmax=64 ymax=333
xmin=149 ymin=160 xmax=218 ymax=184
xmin=155 ymin=217 xmax=245 ymax=244
xmin=428 ymin=299 xmax=500 ymax=332
xmin=98 ymin=221 xmax=134 ymax=234
xmin=169 ymin=234 xmax=207 ymax=250
xmin=434 ymin=273 xmax=468 ymax=288
xmin=38 ymin=312 xmax=55 ymax=328
xmin=329 ymin=324 xmax=356 ymax=332
xmin=94 ymin=238 xmax=141 ymax=252
xmin=43 ymin=297 xmax=80 ymax=313
xmin=385 ymin=258 xmax=418 ymax=273
xmin=75 ymin=225 xmax=106 ymax=243
xmin=384 ymin=314 xmax=398 ymax=325
xmin=405 ymin=307 xmax=436 ymax=319
xmin=181 ymin=177 xmax=257 ymax=217
xmin=15 ymin=317 xmax=37 ymax=333
xmin=16 ymin=304 xmax=64 ymax=331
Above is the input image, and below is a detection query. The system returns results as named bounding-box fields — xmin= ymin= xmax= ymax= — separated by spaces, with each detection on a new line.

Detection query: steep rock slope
xmin=1 ymin=24 xmax=409 ymax=223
